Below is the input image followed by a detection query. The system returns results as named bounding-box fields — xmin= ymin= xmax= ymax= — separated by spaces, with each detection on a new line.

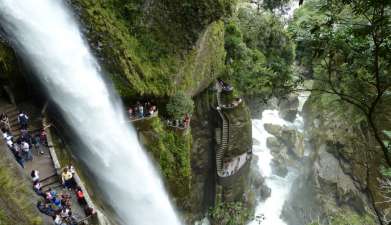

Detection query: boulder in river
xmin=264 ymin=123 xmax=305 ymax=159
xmin=264 ymin=123 xmax=283 ymax=136
xmin=278 ymin=93 xmax=299 ymax=122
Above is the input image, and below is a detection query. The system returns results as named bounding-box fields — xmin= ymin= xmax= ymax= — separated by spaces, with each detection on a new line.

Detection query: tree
xmin=166 ymin=91 xmax=194 ymax=120
xmin=289 ymin=0 xmax=391 ymax=167
xmin=224 ymin=8 xmax=297 ymax=100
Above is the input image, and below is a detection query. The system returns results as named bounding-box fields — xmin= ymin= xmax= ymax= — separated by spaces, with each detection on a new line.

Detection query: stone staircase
xmin=216 ymin=82 xmax=229 ymax=177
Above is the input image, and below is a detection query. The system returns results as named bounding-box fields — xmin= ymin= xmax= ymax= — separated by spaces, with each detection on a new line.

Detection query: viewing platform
xmin=129 ymin=110 xmax=158 ymax=122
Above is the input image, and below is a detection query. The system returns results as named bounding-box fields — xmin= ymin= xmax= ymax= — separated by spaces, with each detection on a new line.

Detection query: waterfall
xmin=249 ymin=111 xmax=298 ymax=225
xmin=249 ymin=92 xmax=309 ymax=225
xmin=0 ymin=1 xmax=181 ymax=225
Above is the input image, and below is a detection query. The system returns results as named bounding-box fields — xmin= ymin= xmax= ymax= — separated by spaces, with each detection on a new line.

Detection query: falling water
xmin=0 ymin=1 xmax=181 ymax=225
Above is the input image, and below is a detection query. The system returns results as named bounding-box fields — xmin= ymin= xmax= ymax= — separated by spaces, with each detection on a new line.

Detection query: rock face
xmin=288 ymin=91 xmax=387 ymax=224
xmin=70 ymin=0 xmax=229 ymax=98
xmin=314 ymin=144 xmax=368 ymax=214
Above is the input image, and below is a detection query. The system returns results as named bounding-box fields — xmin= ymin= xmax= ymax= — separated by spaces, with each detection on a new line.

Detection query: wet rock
xmin=266 ymin=137 xmax=285 ymax=154
xmin=280 ymin=128 xmax=304 ymax=158
xmin=271 ymin=158 xmax=288 ymax=177
xmin=260 ymin=185 xmax=271 ymax=199
xmin=264 ymin=124 xmax=304 ymax=159
xmin=252 ymin=138 xmax=261 ymax=146
xmin=313 ymin=144 xmax=369 ymax=214
xmin=279 ymin=94 xmax=299 ymax=122
xmin=264 ymin=123 xmax=283 ymax=136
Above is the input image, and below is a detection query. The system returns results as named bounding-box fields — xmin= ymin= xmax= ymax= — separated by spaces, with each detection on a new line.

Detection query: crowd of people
xmin=32 ymin=165 xmax=95 ymax=225
xmin=166 ymin=113 xmax=191 ymax=129
xmin=1 ymin=111 xmax=48 ymax=168
xmin=128 ymin=101 xmax=157 ymax=120
xmin=0 ymin=108 xmax=95 ymax=224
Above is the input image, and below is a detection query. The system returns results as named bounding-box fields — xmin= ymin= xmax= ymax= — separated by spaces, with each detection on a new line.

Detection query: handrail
xmin=219 ymin=98 xmax=243 ymax=109
xmin=129 ymin=111 xmax=158 ymax=122
xmin=44 ymin=115 xmax=107 ymax=225
xmin=40 ymin=173 xmax=58 ymax=182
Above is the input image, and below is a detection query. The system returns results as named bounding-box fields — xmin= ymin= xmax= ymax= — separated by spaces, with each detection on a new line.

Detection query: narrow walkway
xmin=0 ymin=100 xmax=87 ymax=224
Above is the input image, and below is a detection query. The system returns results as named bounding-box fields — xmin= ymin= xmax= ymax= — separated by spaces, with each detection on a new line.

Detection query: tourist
xmin=75 ymin=187 xmax=87 ymax=205
xmin=61 ymin=192 xmax=72 ymax=209
xmin=33 ymin=133 xmax=44 ymax=154
xmin=65 ymin=211 xmax=78 ymax=225
xmin=21 ymin=130 xmax=32 ymax=146
xmin=40 ymin=129 xmax=48 ymax=146
xmin=33 ymin=180 xmax=44 ymax=196
xmin=61 ymin=168 xmax=73 ymax=189
xmin=53 ymin=214 xmax=63 ymax=225
xmin=67 ymin=165 xmax=77 ymax=187
xmin=84 ymin=206 xmax=96 ymax=217
xmin=5 ymin=135 xmax=13 ymax=148
xmin=60 ymin=207 xmax=70 ymax=219
xmin=37 ymin=201 xmax=55 ymax=217
xmin=17 ymin=111 xmax=29 ymax=129
xmin=138 ymin=105 xmax=144 ymax=118
xmin=145 ymin=101 xmax=151 ymax=111
xmin=183 ymin=114 xmax=190 ymax=128
xmin=68 ymin=164 xmax=75 ymax=175
xmin=52 ymin=197 xmax=62 ymax=212
xmin=21 ymin=141 xmax=32 ymax=161
xmin=148 ymin=105 xmax=155 ymax=116
xmin=45 ymin=190 xmax=54 ymax=201
xmin=0 ymin=112 xmax=10 ymax=131
xmin=128 ymin=107 xmax=133 ymax=118
xmin=31 ymin=170 xmax=40 ymax=182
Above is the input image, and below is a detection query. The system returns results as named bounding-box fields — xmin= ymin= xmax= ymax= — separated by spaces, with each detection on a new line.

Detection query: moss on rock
xmin=0 ymin=145 xmax=43 ymax=225
xmin=133 ymin=117 xmax=192 ymax=208
xmin=70 ymin=0 xmax=229 ymax=98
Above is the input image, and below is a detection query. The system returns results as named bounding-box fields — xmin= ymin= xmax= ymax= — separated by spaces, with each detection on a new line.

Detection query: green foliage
xmin=166 ymin=91 xmax=194 ymax=120
xmin=289 ymin=0 xmax=391 ymax=108
xmin=381 ymin=167 xmax=391 ymax=178
xmin=289 ymin=0 xmax=391 ymax=165
xmin=223 ymin=8 xmax=296 ymax=99
xmin=209 ymin=201 xmax=252 ymax=225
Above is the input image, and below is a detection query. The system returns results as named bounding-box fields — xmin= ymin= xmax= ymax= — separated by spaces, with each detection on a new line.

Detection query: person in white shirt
xmin=21 ymin=141 xmax=32 ymax=161
xmin=31 ymin=170 xmax=39 ymax=182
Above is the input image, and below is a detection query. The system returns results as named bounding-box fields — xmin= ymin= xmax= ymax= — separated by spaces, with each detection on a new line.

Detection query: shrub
xmin=209 ymin=201 xmax=252 ymax=225
xmin=166 ymin=91 xmax=194 ymax=120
